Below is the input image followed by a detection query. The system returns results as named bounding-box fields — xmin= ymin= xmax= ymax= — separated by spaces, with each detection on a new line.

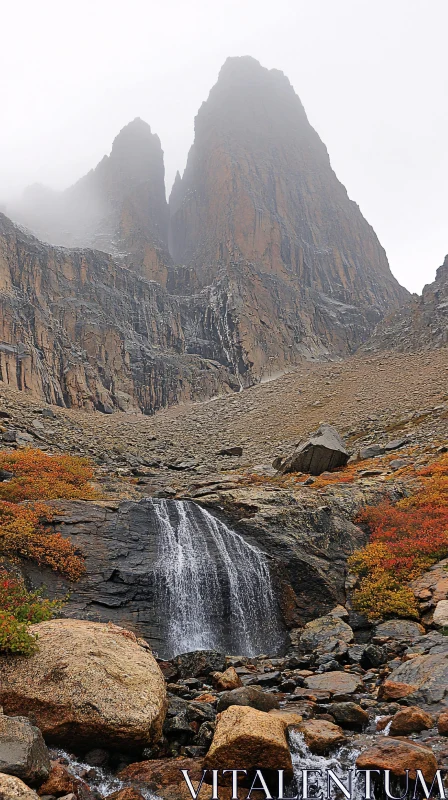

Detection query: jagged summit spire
xmin=110 ymin=117 xmax=155 ymax=149
xmin=217 ymin=55 xmax=292 ymax=87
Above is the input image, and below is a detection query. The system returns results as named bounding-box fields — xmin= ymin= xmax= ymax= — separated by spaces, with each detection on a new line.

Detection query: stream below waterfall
xmin=148 ymin=498 xmax=284 ymax=658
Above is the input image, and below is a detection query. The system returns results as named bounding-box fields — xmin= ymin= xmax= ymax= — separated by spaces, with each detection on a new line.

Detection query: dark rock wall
xmin=19 ymin=497 xmax=368 ymax=657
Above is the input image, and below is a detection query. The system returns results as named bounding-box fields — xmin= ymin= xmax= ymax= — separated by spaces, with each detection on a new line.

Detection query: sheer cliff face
xmin=3 ymin=57 xmax=412 ymax=409
xmin=0 ymin=214 xmax=241 ymax=412
xmin=169 ymin=56 xmax=408 ymax=355
xmin=13 ymin=119 xmax=171 ymax=284
xmin=365 ymin=255 xmax=448 ymax=352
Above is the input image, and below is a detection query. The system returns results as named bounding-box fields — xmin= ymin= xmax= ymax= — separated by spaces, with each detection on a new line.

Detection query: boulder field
xmin=0 ymin=599 xmax=447 ymax=799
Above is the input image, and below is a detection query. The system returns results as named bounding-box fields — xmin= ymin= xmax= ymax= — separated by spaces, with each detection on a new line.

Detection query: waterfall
xmin=148 ymin=499 xmax=284 ymax=658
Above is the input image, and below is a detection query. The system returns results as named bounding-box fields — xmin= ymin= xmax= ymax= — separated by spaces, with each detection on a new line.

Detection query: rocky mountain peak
xmin=10 ymin=118 xmax=171 ymax=283
xmin=101 ymin=117 xmax=164 ymax=198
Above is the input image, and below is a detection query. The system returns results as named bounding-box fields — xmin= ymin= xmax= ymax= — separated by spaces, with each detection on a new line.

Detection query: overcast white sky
xmin=1 ymin=0 xmax=447 ymax=293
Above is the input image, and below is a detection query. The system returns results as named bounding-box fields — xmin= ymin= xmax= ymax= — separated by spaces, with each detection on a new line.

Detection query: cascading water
xmin=148 ymin=498 xmax=284 ymax=658
xmin=288 ymin=730 xmax=365 ymax=800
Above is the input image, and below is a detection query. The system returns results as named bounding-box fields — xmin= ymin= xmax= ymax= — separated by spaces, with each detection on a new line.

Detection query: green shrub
xmin=0 ymin=610 xmax=38 ymax=655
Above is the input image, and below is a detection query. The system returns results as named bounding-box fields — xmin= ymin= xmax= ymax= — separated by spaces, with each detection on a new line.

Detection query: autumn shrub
xmin=0 ymin=448 xmax=98 ymax=502
xmin=0 ymin=501 xmax=84 ymax=580
xmin=349 ymin=454 xmax=448 ymax=621
xmin=0 ymin=447 xmax=93 ymax=654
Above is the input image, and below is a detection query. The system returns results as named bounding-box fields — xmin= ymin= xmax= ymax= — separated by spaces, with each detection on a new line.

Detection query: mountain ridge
xmin=2 ymin=56 xmax=417 ymax=411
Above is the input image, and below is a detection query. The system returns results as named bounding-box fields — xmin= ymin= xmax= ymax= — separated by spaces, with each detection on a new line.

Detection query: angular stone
xmin=389 ymin=706 xmax=434 ymax=735
xmin=378 ymin=681 xmax=418 ymax=701
xmin=383 ymin=652 xmax=448 ymax=706
xmin=384 ymin=438 xmax=408 ymax=451
xmin=438 ymin=710 xmax=448 ymax=735
xmin=107 ymin=790 xmax=145 ymax=800
xmin=329 ymin=702 xmax=369 ymax=729
xmin=118 ymin=758 xmax=203 ymax=792
xmin=356 ymin=737 xmax=438 ymax=782
xmin=360 ymin=644 xmax=387 ymax=668
xmin=304 ymin=671 xmax=362 ymax=695
xmin=218 ymin=447 xmax=243 ymax=457
xmin=375 ymin=619 xmax=425 ymax=641
xmin=204 ymin=706 xmax=292 ymax=774
xmin=359 ymin=445 xmax=384 ymax=459
xmin=37 ymin=762 xmax=82 ymax=798
xmin=433 ymin=600 xmax=448 ymax=627
xmin=0 ymin=714 xmax=50 ymax=787
xmin=298 ymin=615 xmax=353 ymax=653
xmin=292 ymin=719 xmax=345 ymax=754
xmin=211 ymin=667 xmax=242 ymax=691
xmin=279 ymin=425 xmax=349 ymax=476
xmin=216 ymin=686 xmax=279 ymax=714
xmin=173 ymin=651 xmax=226 ymax=678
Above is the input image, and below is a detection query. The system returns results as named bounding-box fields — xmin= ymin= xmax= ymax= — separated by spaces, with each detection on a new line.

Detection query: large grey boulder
xmin=295 ymin=613 xmax=354 ymax=653
xmin=387 ymin=652 xmax=448 ymax=708
xmin=278 ymin=424 xmax=349 ymax=475
xmin=0 ymin=714 xmax=50 ymax=787
xmin=375 ymin=619 xmax=425 ymax=642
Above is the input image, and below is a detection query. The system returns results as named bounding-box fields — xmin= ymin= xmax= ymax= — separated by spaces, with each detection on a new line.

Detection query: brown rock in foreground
xmin=0 ymin=620 xmax=166 ymax=751
xmin=438 ymin=710 xmax=448 ymax=735
xmin=0 ymin=773 xmax=39 ymax=800
xmin=293 ymin=719 xmax=346 ymax=754
xmin=380 ymin=652 xmax=448 ymax=707
xmin=159 ymin=785 xmax=247 ymax=800
xmin=118 ymin=758 xmax=203 ymax=792
xmin=106 ymin=789 xmax=145 ymax=800
xmin=212 ymin=667 xmax=242 ymax=691
xmin=204 ymin=706 xmax=292 ymax=775
xmin=389 ymin=706 xmax=434 ymax=736
xmin=356 ymin=737 xmax=438 ymax=782
xmin=378 ymin=680 xmax=418 ymax=701
xmin=37 ymin=761 xmax=94 ymax=799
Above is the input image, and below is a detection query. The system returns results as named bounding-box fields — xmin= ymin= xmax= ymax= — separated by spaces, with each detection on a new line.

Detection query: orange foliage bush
xmin=0 ymin=501 xmax=84 ymax=580
xmin=349 ymin=454 xmax=448 ymax=621
xmin=0 ymin=447 xmax=94 ymax=653
xmin=0 ymin=448 xmax=98 ymax=502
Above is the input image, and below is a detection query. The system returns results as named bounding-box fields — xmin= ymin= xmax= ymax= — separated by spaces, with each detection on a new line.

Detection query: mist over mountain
xmin=2 ymin=56 xmax=417 ymax=412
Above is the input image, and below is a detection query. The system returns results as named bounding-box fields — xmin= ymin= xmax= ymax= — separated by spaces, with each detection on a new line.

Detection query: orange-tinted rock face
xmin=169 ymin=56 xmax=409 ymax=374
xmin=0 ymin=214 xmax=241 ymax=413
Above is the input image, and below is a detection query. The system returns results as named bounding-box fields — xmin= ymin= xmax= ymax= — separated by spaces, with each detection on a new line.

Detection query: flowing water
xmin=288 ymin=730 xmax=365 ymax=800
xmin=148 ymin=498 xmax=284 ymax=658
xmin=50 ymin=749 xmax=160 ymax=800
